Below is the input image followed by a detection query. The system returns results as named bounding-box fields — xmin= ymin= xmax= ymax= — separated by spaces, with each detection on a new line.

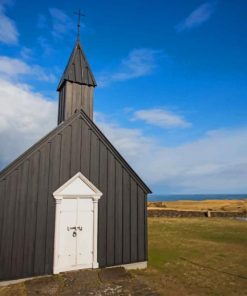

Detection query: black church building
xmin=0 ymin=38 xmax=151 ymax=281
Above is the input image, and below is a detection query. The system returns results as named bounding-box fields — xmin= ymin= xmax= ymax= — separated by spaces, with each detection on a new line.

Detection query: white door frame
xmin=53 ymin=172 xmax=102 ymax=274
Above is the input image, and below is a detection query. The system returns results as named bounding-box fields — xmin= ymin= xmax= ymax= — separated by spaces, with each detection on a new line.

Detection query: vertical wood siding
xmin=106 ymin=152 xmax=115 ymax=266
xmin=58 ymin=82 xmax=94 ymax=124
xmin=114 ymin=161 xmax=123 ymax=264
xmin=0 ymin=115 xmax=148 ymax=280
xmin=122 ymin=170 xmax=131 ymax=263
xmin=98 ymin=142 xmax=107 ymax=266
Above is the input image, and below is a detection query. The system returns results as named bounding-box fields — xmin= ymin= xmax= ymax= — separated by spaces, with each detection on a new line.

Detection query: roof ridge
xmin=0 ymin=111 xmax=81 ymax=178
xmin=77 ymin=108 xmax=152 ymax=193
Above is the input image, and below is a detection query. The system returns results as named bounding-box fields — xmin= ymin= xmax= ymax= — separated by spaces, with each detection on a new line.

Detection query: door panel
xmin=58 ymin=199 xmax=77 ymax=268
xmin=77 ymin=208 xmax=93 ymax=265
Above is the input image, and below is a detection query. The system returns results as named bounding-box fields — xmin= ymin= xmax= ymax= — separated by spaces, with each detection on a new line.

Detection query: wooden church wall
xmin=0 ymin=116 xmax=147 ymax=281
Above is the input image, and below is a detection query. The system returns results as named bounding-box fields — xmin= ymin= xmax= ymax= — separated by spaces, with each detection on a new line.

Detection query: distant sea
xmin=148 ymin=194 xmax=247 ymax=202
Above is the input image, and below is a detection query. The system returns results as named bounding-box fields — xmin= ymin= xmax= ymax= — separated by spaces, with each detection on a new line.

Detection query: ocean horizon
xmin=148 ymin=194 xmax=247 ymax=202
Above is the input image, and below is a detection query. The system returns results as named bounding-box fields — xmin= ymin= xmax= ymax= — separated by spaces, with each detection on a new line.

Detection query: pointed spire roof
xmin=57 ymin=39 xmax=97 ymax=90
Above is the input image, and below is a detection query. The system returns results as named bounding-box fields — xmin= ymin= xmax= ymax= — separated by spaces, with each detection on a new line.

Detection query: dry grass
xmin=132 ymin=217 xmax=247 ymax=296
xmin=148 ymin=199 xmax=247 ymax=212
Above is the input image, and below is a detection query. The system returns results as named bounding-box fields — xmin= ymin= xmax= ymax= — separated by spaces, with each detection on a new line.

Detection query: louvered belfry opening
xmin=57 ymin=40 xmax=97 ymax=124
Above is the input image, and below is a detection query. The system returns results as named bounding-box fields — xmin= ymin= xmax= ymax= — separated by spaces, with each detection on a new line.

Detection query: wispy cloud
xmin=49 ymin=8 xmax=75 ymax=38
xmin=37 ymin=14 xmax=48 ymax=30
xmin=0 ymin=56 xmax=56 ymax=82
xmin=98 ymin=48 xmax=163 ymax=87
xmin=95 ymin=113 xmax=247 ymax=194
xmin=132 ymin=108 xmax=191 ymax=129
xmin=37 ymin=36 xmax=54 ymax=56
xmin=176 ymin=1 xmax=217 ymax=32
xmin=0 ymin=0 xmax=19 ymax=44
xmin=20 ymin=47 xmax=33 ymax=60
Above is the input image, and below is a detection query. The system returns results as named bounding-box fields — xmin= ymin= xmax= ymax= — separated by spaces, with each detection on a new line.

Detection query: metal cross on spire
xmin=74 ymin=9 xmax=85 ymax=40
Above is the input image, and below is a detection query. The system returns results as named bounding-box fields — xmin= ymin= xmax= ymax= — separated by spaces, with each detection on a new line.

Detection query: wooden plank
xmin=60 ymin=125 xmax=72 ymax=184
xmin=114 ymin=161 xmax=123 ymax=265
xmin=122 ymin=170 xmax=130 ymax=263
xmin=10 ymin=166 xmax=23 ymax=278
xmin=61 ymin=88 xmax=66 ymax=122
xmin=45 ymin=135 xmax=61 ymax=274
xmin=81 ymin=85 xmax=93 ymax=118
xmin=90 ymin=132 xmax=99 ymax=187
xmin=130 ymin=179 xmax=138 ymax=262
xmin=76 ymin=83 xmax=82 ymax=111
xmin=70 ymin=118 xmax=82 ymax=176
xmin=81 ymin=85 xmax=87 ymax=113
xmin=0 ymin=170 xmax=17 ymax=280
xmin=65 ymin=81 xmax=73 ymax=120
xmin=106 ymin=152 xmax=115 ymax=266
xmin=0 ymin=179 xmax=6 ymax=254
xmin=144 ymin=194 xmax=148 ymax=261
xmin=0 ymin=179 xmax=6 ymax=280
xmin=7 ymin=169 xmax=20 ymax=279
xmin=57 ymin=92 xmax=61 ymax=124
xmin=0 ymin=176 xmax=12 ymax=279
xmin=88 ymin=87 xmax=94 ymax=119
xmin=98 ymin=142 xmax=107 ymax=267
xmin=75 ymin=57 xmax=82 ymax=84
xmin=137 ymin=186 xmax=145 ymax=261
xmin=11 ymin=160 xmax=29 ymax=278
xmin=33 ymin=143 xmax=51 ymax=275
xmin=71 ymin=83 xmax=81 ymax=115
xmin=80 ymin=120 xmax=91 ymax=178
xmin=84 ymin=86 xmax=89 ymax=116
xmin=23 ymin=151 xmax=40 ymax=277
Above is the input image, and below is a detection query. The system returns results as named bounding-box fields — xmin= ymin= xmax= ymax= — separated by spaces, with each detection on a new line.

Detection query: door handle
xmin=67 ymin=226 xmax=76 ymax=231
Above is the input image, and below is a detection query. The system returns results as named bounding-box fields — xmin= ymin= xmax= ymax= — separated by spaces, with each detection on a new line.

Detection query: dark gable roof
xmin=0 ymin=110 xmax=151 ymax=194
xmin=57 ymin=40 xmax=97 ymax=90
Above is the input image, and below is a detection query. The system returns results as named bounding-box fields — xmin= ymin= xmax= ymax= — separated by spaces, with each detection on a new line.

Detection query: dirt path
xmin=0 ymin=268 xmax=160 ymax=296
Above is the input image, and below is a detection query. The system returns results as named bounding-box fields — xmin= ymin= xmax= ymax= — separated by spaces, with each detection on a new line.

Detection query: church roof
xmin=0 ymin=109 xmax=151 ymax=194
xmin=57 ymin=39 xmax=97 ymax=90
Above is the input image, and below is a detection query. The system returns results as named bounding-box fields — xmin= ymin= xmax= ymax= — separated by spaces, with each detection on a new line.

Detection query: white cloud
xmin=132 ymin=108 xmax=191 ymax=129
xmin=49 ymin=8 xmax=75 ymax=38
xmin=1 ymin=94 xmax=246 ymax=193
xmin=0 ymin=56 xmax=56 ymax=82
xmin=98 ymin=48 xmax=163 ymax=87
xmin=176 ymin=2 xmax=216 ymax=32
xmin=96 ymin=113 xmax=247 ymax=194
xmin=0 ymin=1 xmax=19 ymax=44
xmin=94 ymin=112 xmax=154 ymax=158
xmin=0 ymin=78 xmax=57 ymax=167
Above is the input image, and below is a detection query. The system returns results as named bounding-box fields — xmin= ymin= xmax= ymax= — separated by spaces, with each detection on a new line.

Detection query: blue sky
xmin=0 ymin=0 xmax=247 ymax=194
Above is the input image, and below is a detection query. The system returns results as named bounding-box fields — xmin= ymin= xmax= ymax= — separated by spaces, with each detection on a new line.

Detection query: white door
xmin=57 ymin=198 xmax=93 ymax=272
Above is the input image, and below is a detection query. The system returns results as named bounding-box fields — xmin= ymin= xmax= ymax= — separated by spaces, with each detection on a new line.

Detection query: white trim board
xmin=53 ymin=172 xmax=102 ymax=197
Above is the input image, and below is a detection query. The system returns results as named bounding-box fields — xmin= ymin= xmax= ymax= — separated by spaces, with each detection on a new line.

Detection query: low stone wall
xmin=148 ymin=209 xmax=247 ymax=218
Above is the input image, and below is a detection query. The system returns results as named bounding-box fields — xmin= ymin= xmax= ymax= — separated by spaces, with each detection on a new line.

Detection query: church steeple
xmin=57 ymin=40 xmax=96 ymax=90
xmin=57 ymin=39 xmax=97 ymax=124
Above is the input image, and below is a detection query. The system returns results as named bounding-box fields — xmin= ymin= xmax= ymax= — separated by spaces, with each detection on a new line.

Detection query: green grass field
xmin=133 ymin=218 xmax=247 ymax=296
xmin=1 ymin=217 xmax=246 ymax=295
